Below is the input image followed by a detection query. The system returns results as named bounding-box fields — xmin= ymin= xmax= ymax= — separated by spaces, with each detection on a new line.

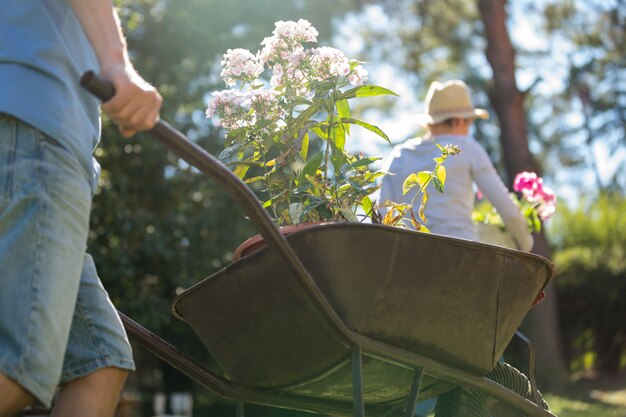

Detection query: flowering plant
xmin=472 ymin=171 xmax=557 ymax=233
xmin=378 ymin=143 xmax=461 ymax=232
xmin=206 ymin=19 xmax=398 ymax=226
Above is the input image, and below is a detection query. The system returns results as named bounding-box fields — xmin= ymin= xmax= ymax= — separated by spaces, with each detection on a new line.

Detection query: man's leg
xmin=0 ymin=117 xmax=92 ymax=413
xmin=0 ymin=373 xmax=36 ymax=417
xmin=51 ymin=367 xmax=127 ymax=417
xmin=56 ymin=254 xmax=134 ymax=417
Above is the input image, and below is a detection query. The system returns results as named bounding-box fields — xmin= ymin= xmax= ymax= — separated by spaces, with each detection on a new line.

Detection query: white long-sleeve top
xmin=379 ymin=134 xmax=533 ymax=252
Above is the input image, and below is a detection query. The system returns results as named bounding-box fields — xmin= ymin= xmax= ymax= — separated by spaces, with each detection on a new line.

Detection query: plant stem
xmin=324 ymin=116 xmax=332 ymax=181
xmin=261 ymin=142 xmax=279 ymax=222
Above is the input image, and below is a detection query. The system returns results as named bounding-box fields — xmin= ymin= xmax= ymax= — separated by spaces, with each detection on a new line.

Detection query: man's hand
xmin=100 ymin=64 xmax=162 ymax=137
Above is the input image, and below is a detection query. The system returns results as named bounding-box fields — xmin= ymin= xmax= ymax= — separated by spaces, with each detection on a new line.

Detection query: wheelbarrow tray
xmin=171 ymin=222 xmax=553 ymax=406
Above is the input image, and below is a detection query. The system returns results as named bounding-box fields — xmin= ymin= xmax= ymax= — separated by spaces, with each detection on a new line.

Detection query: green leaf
xmin=402 ymin=173 xmax=421 ymax=195
xmin=340 ymin=117 xmax=390 ymax=143
xmin=288 ymin=102 xmax=322 ymax=138
xmin=315 ymin=203 xmax=334 ymax=221
xmin=291 ymin=96 xmax=314 ymax=106
xmin=340 ymin=207 xmax=359 ymax=222
xmin=224 ymin=126 xmax=248 ymax=144
xmin=244 ymin=175 xmax=265 ymax=184
xmin=311 ymin=126 xmax=328 ymax=140
xmin=418 ymin=191 xmax=429 ymax=222
xmin=402 ymin=171 xmax=431 ymax=195
xmin=436 ymin=165 xmax=447 ymax=187
xmin=433 ymin=176 xmax=444 ymax=193
xmin=262 ymin=199 xmax=272 ymax=208
xmin=417 ymin=171 xmax=431 ymax=185
xmin=361 ymin=195 xmax=373 ymax=216
xmin=331 ymin=121 xmax=346 ymax=150
xmin=433 ymin=157 xmax=445 ymax=164
xmin=336 ymin=99 xmax=351 ymax=135
xmin=300 ymin=152 xmax=324 ymax=180
xmin=349 ymin=157 xmax=380 ymax=169
xmin=338 ymin=85 xmax=399 ymax=100
xmin=528 ymin=211 xmax=542 ymax=232
xmin=299 ymin=133 xmax=309 ymax=161
xmin=233 ymin=164 xmax=250 ymax=179
xmin=331 ymin=146 xmax=348 ymax=172
xmin=218 ymin=143 xmax=244 ymax=160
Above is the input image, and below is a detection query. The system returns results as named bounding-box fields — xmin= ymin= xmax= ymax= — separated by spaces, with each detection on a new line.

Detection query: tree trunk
xmin=478 ymin=0 xmax=568 ymax=390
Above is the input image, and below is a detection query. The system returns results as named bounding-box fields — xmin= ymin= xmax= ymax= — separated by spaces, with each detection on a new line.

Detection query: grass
xmin=542 ymin=372 xmax=626 ymax=417
xmin=543 ymin=393 xmax=626 ymax=417
xmin=420 ymin=372 xmax=626 ymax=417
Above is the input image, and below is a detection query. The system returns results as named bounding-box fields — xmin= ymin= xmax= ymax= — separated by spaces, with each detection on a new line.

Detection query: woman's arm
xmin=68 ymin=0 xmax=162 ymax=137
xmin=472 ymin=147 xmax=534 ymax=252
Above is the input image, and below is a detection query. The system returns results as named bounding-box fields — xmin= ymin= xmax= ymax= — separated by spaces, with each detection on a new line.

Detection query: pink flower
xmin=513 ymin=171 xmax=545 ymax=202
xmin=513 ymin=171 xmax=540 ymax=193
xmin=536 ymin=186 xmax=557 ymax=221
xmin=512 ymin=171 xmax=558 ymax=225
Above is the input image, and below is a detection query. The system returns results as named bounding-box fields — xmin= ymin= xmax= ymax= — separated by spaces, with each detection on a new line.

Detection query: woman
xmin=379 ymin=79 xmax=533 ymax=251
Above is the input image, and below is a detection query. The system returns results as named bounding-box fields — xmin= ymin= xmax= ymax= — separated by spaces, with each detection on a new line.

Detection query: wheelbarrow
xmin=81 ymin=72 xmax=557 ymax=417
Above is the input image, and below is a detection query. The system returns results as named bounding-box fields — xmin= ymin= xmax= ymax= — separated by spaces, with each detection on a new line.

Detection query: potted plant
xmin=205 ymin=19 xmax=457 ymax=257
xmin=472 ymin=171 xmax=557 ymax=248
xmin=205 ymin=19 xmax=397 ymax=225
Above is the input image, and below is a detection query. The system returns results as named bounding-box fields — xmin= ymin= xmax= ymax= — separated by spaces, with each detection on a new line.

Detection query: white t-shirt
xmin=379 ymin=134 xmax=533 ymax=251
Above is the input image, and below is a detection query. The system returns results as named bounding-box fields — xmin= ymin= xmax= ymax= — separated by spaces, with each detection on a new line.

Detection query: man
xmin=379 ymin=80 xmax=533 ymax=252
xmin=0 ymin=1 xmax=162 ymax=416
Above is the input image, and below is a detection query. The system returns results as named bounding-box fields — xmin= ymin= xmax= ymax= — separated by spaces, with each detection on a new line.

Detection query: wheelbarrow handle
xmin=80 ymin=71 xmax=353 ymax=345
xmin=80 ymin=71 xmax=116 ymax=102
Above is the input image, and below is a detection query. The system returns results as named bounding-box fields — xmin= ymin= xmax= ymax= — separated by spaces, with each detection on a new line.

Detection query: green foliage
xmin=549 ymin=193 xmax=626 ymax=373
xmin=529 ymin=0 xmax=625 ymax=190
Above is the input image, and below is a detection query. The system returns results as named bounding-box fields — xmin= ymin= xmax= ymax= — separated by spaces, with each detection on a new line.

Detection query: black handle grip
xmin=80 ymin=70 xmax=116 ymax=102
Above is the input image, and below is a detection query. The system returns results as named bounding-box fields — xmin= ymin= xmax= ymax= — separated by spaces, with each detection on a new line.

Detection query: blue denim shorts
xmin=0 ymin=114 xmax=134 ymax=407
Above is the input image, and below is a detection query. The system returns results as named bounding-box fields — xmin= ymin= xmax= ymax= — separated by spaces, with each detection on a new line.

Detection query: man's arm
xmin=68 ymin=0 xmax=162 ymax=137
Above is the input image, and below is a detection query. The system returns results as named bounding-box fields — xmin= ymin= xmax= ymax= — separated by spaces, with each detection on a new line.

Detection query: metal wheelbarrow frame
xmin=82 ymin=72 xmax=557 ymax=417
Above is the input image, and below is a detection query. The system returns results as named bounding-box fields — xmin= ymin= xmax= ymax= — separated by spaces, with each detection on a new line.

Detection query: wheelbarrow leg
xmin=236 ymin=401 xmax=245 ymax=417
xmin=403 ymin=368 xmax=425 ymax=417
xmin=351 ymin=346 xmax=365 ymax=417
xmin=514 ymin=331 xmax=542 ymax=406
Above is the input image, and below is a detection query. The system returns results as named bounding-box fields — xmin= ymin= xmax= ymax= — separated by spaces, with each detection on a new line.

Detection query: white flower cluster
xmin=207 ymin=19 xmax=369 ymax=130
xmin=205 ymin=90 xmax=252 ymax=130
xmin=259 ymin=19 xmax=318 ymax=64
xmin=220 ymin=48 xmax=263 ymax=87
xmin=274 ymin=19 xmax=318 ymax=42
xmin=308 ymin=46 xmax=369 ymax=85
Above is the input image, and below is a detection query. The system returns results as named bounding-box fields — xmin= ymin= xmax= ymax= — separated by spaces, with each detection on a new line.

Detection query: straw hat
xmin=414 ymin=80 xmax=489 ymax=125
